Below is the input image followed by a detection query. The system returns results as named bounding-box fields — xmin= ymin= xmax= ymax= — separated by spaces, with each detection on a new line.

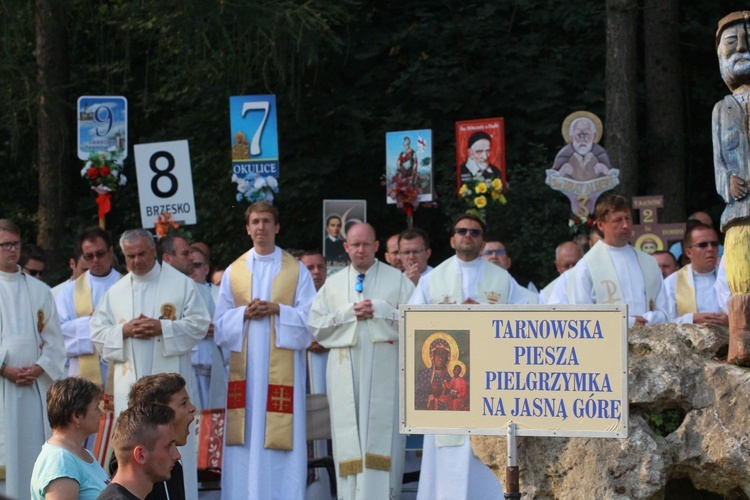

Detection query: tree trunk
xmin=643 ymin=0 xmax=684 ymax=223
xmin=35 ymin=0 xmax=69 ymax=273
xmin=605 ymin=0 xmax=639 ymax=197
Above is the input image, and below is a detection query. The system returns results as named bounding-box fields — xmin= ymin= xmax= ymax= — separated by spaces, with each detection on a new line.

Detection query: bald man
xmin=540 ymin=242 xmax=583 ymax=304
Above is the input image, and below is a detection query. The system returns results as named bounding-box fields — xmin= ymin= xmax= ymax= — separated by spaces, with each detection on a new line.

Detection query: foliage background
xmin=0 ymin=0 xmax=738 ymax=287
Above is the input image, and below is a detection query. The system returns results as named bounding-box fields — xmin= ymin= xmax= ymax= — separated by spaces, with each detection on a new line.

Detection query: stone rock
xmin=471 ymin=323 xmax=750 ymax=499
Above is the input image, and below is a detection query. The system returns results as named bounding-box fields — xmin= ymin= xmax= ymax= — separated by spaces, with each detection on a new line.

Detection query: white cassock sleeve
xmin=663 ymin=272 xmax=693 ymax=324
xmin=38 ymin=290 xmax=66 ymax=380
xmin=90 ymin=295 xmax=125 ymax=362
xmin=55 ymin=282 xmax=95 ymax=358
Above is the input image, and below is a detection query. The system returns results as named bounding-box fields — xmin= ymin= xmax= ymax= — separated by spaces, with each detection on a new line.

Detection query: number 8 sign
xmin=134 ymin=140 xmax=197 ymax=228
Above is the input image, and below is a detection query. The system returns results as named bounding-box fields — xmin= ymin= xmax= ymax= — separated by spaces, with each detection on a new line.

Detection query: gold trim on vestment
xmin=339 ymin=458 xmax=363 ymax=476
xmin=365 ymin=453 xmax=392 ymax=471
xmin=675 ymin=266 xmax=698 ymax=317
xmin=74 ymin=273 xmax=104 ymax=386
xmin=226 ymin=250 xmax=299 ymax=449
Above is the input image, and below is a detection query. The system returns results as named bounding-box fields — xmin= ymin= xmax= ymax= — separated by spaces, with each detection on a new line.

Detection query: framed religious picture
xmin=385 ymin=129 xmax=434 ymax=204
xmin=322 ymin=200 xmax=366 ymax=270
xmin=455 ymin=118 xmax=506 ymax=193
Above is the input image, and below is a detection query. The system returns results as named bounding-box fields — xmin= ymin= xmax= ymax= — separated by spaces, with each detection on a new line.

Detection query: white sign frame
xmin=400 ymin=304 xmax=628 ymax=439
xmin=134 ymin=140 xmax=197 ymax=228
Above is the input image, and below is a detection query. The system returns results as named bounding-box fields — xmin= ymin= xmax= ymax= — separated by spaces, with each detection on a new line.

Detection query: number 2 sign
xmin=134 ymin=140 xmax=197 ymax=228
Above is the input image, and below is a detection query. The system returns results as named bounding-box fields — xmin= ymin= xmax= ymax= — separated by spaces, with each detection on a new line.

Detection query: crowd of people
xmin=0 ymin=192 xmax=731 ymax=500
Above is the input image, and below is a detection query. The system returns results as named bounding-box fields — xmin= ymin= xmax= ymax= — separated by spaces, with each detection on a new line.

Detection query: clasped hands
xmin=123 ymin=314 xmax=163 ymax=339
xmin=3 ymin=364 xmax=43 ymax=386
xmin=244 ymin=298 xmax=280 ymax=321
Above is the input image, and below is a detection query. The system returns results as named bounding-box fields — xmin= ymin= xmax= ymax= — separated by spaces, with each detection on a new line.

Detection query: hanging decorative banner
xmin=385 ymin=129 xmax=434 ymax=205
xmin=134 ymin=140 xmax=197 ymax=228
xmin=455 ymin=118 xmax=506 ymax=191
xmin=545 ymin=111 xmax=620 ymax=220
xmin=77 ymin=96 xmax=128 ymax=160
xmin=229 ymin=95 xmax=280 ymax=204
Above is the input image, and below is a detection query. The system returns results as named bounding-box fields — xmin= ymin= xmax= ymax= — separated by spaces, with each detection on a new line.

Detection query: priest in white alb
xmin=0 ymin=219 xmax=65 ymax=500
xmin=663 ymin=223 xmax=728 ymax=325
xmin=56 ymin=227 xmax=121 ymax=384
xmin=308 ymin=223 xmax=415 ymax=500
xmin=214 ymin=202 xmax=316 ymax=499
xmin=567 ymin=195 xmax=668 ymax=326
xmin=90 ymin=228 xmax=210 ymax=500
xmin=409 ymin=213 xmax=528 ymax=500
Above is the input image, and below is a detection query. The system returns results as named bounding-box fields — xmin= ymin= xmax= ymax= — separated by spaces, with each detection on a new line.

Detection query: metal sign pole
xmin=505 ymin=422 xmax=520 ymax=499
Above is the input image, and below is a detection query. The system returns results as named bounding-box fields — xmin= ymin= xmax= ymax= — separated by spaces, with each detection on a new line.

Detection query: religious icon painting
xmin=159 ymin=302 xmax=177 ymax=320
xmin=545 ymin=111 xmax=620 ymax=218
xmin=385 ymin=129 xmax=434 ymax=204
xmin=322 ymin=200 xmax=366 ymax=271
xmin=455 ymin=118 xmax=506 ymax=194
xmin=414 ymin=330 xmax=470 ymax=412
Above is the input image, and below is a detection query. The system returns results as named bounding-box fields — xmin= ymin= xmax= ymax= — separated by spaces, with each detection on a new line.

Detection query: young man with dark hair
xmin=99 ymin=404 xmax=181 ymax=500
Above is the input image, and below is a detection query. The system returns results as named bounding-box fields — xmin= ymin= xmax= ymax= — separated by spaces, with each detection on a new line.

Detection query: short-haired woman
xmin=30 ymin=377 xmax=109 ymax=499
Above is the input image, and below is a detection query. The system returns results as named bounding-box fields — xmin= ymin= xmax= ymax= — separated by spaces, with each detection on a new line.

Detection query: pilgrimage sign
xmin=401 ymin=304 xmax=628 ymax=438
xmin=545 ymin=111 xmax=619 ymax=218
xmin=629 ymin=195 xmax=685 ymax=255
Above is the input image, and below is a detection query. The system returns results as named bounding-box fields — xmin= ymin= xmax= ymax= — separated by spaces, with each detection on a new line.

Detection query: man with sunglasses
xmin=308 ymin=223 xmax=415 ymax=500
xmin=409 ymin=213 xmax=528 ymax=500
xmin=663 ymin=223 xmax=728 ymax=326
xmin=20 ymin=243 xmax=47 ymax=281
xmin=56 ymin=227 xmax=121 ymax=383
xmin=568 ymin=195 xmax=668 ymax=327
xmin=0 ymin=219 xmax=65 ymax=498
xmin=188 ymin=244 xmax=229 ymax=410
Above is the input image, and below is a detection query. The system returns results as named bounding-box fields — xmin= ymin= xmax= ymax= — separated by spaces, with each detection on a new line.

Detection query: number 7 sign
xmin=134 ymin=140 xmax=197 ymax=228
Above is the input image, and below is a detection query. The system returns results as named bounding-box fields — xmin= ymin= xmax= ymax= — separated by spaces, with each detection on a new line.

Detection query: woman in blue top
xmin=30 ymin=377 xmax=110 ymax=499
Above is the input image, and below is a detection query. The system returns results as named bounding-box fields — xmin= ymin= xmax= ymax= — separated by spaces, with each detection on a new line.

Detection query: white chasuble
xmin=0 ymin=267 xmax=65 ymax=500
xmin=570 ymin=241 xmax=668 ymax=327
xmin=90 ymin=262 xmax=209 ymax=500
xmin=308 ymin=261 xmax=414 ymax=500
xmin=214 ymin=247 xmax=315 ymax=500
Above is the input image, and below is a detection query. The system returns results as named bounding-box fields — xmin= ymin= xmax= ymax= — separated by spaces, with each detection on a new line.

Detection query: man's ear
xmin=133 ymin=444 xmax=148 ymax=466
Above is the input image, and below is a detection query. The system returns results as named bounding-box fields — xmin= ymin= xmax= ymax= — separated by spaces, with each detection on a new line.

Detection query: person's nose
xmin=739 ymin=32 xmax=749 ymax=52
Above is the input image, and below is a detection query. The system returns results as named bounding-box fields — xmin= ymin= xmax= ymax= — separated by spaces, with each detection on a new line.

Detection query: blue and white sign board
xmin=77 ymin=96 xmax=128 ymax=160
xmin=229 ymin=95 xmax=280 ymax=203
xmin=133 ymin=140 xmax=197 ymax=228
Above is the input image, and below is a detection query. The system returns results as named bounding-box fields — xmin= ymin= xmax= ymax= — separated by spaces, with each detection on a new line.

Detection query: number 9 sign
xmin=134 ymin=140 xmax=197 ymax=228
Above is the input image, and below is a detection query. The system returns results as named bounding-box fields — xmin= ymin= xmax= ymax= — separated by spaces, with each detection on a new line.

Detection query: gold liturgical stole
xmin=675 ymin=266 xmax=698 ymax=317
xmin=226 ymin=250 xmax=299 ymax=449
xmin=74 ymin=274 xmax=104 ymax=387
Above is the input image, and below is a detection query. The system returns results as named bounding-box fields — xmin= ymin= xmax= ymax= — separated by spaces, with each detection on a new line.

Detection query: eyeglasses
xmin=400 ymin=249 xmax=425 ymax=257
xmin=482 ymin=249 xmax=506 ymax=257
xmin=82 ymin=249 xmax=109 ymax=261
xmin=454 ymin=228 xmax=483 ymax=237
xmin=23 ymin=268 xmax=43 ymax=277
xmin=0 ymin=241 xmax=20 ymax=251
xmin=689 ymin=241 xmax=720 ymax=249
xmin=354 ymin=274 xmax=364 ymax=293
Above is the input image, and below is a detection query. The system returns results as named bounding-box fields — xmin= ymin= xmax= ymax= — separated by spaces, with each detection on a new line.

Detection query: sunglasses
xmin=482 ymin=249 xmax=506 ymax=257
xmin=689 ymin=240 xmax=720 ymax=249
xmin=354 ymin=274 xmax=364 ymax=293
xmin=454 ymin=228 xmax=483 ymax=237
xmin=82 ymin=249 xmax=110 ymax=261
xmin=24 ymin=268 xmax=43 ymax=277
